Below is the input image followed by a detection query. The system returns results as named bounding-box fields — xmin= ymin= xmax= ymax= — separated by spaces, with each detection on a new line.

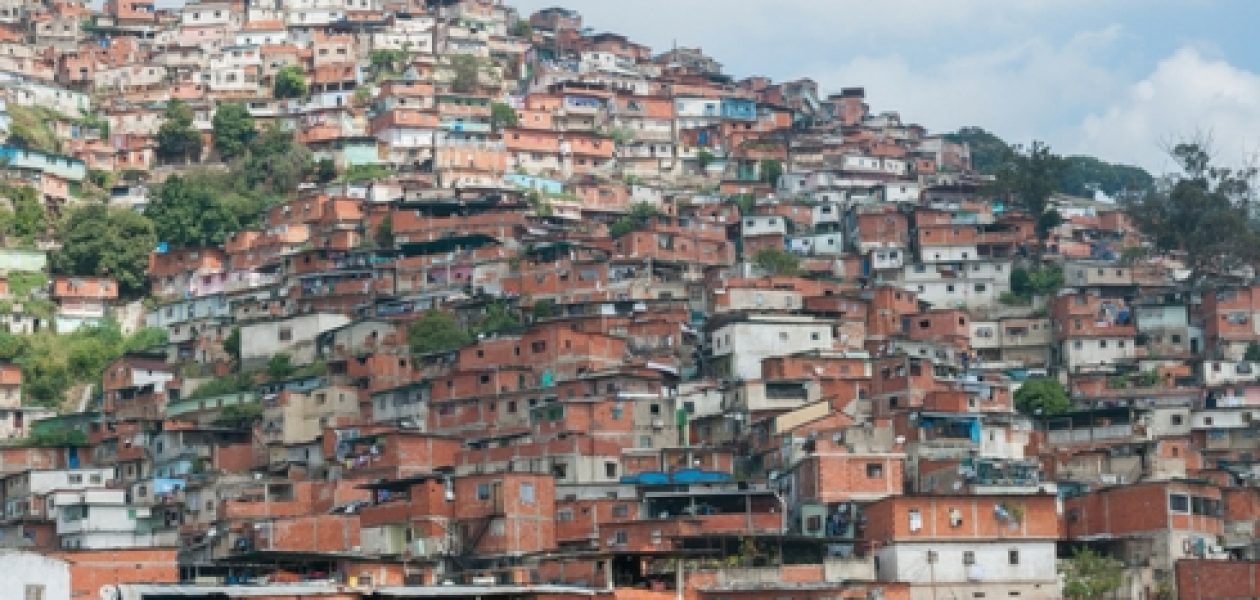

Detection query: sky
xmin=511 ymin=0 xmax=1260 ymax=175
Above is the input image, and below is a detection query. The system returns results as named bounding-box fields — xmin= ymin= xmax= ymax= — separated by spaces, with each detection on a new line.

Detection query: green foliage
xmin=609 ymin=202 xmax=659 ymax=238
xmin=1123 ymin=143 xmax=1260 ymax=281
xmin=147 ymin=173 xmax=245 ymax=247
xmin=214 ymin=402 xmax=262 ymax=428
xmin=52 ymin=204 xmax=156 ymax=297
xmin=475 ymin=301 xmax=520 ymax=335
xmin=375 ymin=215 xmax=394 ymax=249
xmin=448 ymin=54 xmax=484 ymax=93
xmin=752 ymin=247 xmax=801 ymax=276
xmin=369 ymin=49 xmax=408 ymax=79
xmin=316 ymin=158 xmax=338 ymax=183
xmin=696 ymin=149 xmax=715 ymax=170
xmin=759 ymin=159 xmax=783 ymax=187
xmin=1059 ymin=155 xmax=1154 ymax=198
xmin=408 ymin=310 xmax=472 ymax=355
xmin=1061 ymin=547 xmax=1124 ymax=600
xmin=944 ymin=126 xmax=1009 ymax=175
xmin=490 ymin=102 xmax=519 ymax=131
xmin=13 ymin=321 xmax=162 ymax=406
xmin=730 ymin=194 xmax=756 ymax=216
xmin=342 ymin=164 xmax=391 ymax=183
xmin=947 ymin=126 xmax=1152 ymax=197
xmin=267 ymin=353 xmax=296 ymax=380
xmin=5 ymin=105 xmax=64 ymax=154
xmin=1009 ymin=265 xmax=1062 ymax=301
xmin=511 ymin=19 xmax=532 ymax=38
xmin=0 ymin=185 xmax=46 ymax=241
xmin=187 ymin=372 xmax=253 ymax=400
xmin=123 ymin=327 xmax=169 ymax=352
xmin=992 ymin=140 xmax=1065 ymax=241
xmin=211 ymin=102 xmax=256 ymax=161
xmin=19 ymin=427 xmax=88 ymax=447
xmin=223 ymin=327 xmax=240 ymax=365
xmin=531 ymin=299 xmax=556 ymax=320
xmin=243 ymin=125 xmax=313 ymax=195
xmin=273 ymin=65 xmax=307 ymax=99
xmin=1014 ymin=377 xmax=1070 ymax=416
xmin=156 ymin=100 xmax=202 ymax=164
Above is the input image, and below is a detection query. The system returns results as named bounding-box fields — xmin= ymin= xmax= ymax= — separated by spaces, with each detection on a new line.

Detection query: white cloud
xmin=1074 ymin=47 xmax=1260 ymax=174
xmin=801 ymin=26 xmax=1127 ymax=146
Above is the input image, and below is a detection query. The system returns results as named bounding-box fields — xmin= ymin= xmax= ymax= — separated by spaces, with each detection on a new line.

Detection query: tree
xmin=408 ymin=310 xmax=472 ymax=354
xmin=531 ymin=299 xmax=556 ymax=320
xmin=223 ymin=327 xmax=241 ymax=365
xmin=52 ymin=205 xmax=156 ymax=296
xmin=696 ymin=149 xmax=715 ymax=171
xmin=1061 ymin=547 xmax=1123 ymax=600
xmin=752 ymin=248 xmax=801 ymax=276
xmin=369 ymin=49 xmax=408 ymax=79
xmin=448 ymin=54 xmax=483 ymax=93
xmin=490 ymin=102 xmax=519 ymax=131
xmin=946 ymin=127 xmax=1152 ymax=196
xmin=1123 ymin=143 xmax=1260 ymax=282
xmin=212 ymin=102 xmax=255 ymax=161
xmin=608 ymin=202 xmax=659 ymax=238
xmin=215 ymin=402 xmax=262 ymax=428
xmin=475 ymin=301 xmax=520 ymax=335
xmin=944 ymin=127 xmax=1011 ymax=175
xmin=243 ymin=125 xmax=313 ymax=194
xmin=759 ymin=159 xmax=783 ymax=187
xmin=992 ymin=140 xmax=1066 ymax=243
xmin=316 ymin=158 xmax=338 ymax=183
xmin=1010 ymin=265 xmax=1063 ymax=300
xmin=146 ymin=174 xmax=243 ymax=247
xmin=0 ymin=185 xmax=45 ymax=240
xmin=123 ymin=327 xmax=168 ymax=352
xmin=1014 ymin=377 xmax=1071 ymax=416
xmin=511 ymin=19 xmax=532 ymax=38
xmin=155 ymin=100 xmax=202 ymax=164
xmin=267 ymin=353 xmax=297 ymax=379
xmin=273 ymin=65 xmax=307 ymax=99
xmin=375 ymin=215 xmax=394 ymax=249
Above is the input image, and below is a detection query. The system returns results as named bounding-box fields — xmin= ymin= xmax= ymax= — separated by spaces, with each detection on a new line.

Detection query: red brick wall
xmin=60 ymin=548 xmax=179 ymax=599
xmin=1176 ymin=560 xmax=1260 ymax=599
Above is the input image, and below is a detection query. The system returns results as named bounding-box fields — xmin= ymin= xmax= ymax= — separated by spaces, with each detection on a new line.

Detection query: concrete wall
xmin=0 ymin=550 xmax=70 ymax=600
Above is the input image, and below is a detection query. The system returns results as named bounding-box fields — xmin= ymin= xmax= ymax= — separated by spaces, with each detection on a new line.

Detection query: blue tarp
xmin=153 ymin=478 xmax=187 ymax=495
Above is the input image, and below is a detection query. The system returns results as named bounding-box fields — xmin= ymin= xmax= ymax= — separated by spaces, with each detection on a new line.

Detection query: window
xmin=612 ymin=530 xmax=629 ymax=545
xmin=963 ymin=551 xmax=976 ymax=565
xmin=68 ymin=474 xmax=82 ymax=484
xmin=1171 ymin=414 xmax=1183 ymax=426
xmin=1169 ymin=493 xmax=1190 ymax=513
xmin=1099 ymin=340 xmax=1108 ymax=349
xmin=520 ymin=483 xmax=535 ymax=504
xmin=477 ymin=483 xmax=491 ymax=500
xmin=557 ymin=509 xmax=574 ymax=522
xmin=278 ymin=327 xmax=292 ymax=341
xmin=1008 ymin=549 xmax=1019 ymax=565
xmin=24 ymin=585 xmax=45 ymax=600
xmin=612 ymin=504 xmax=629 ymax=518
xmin=866 ymin=463 xmax=883 ymax=478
